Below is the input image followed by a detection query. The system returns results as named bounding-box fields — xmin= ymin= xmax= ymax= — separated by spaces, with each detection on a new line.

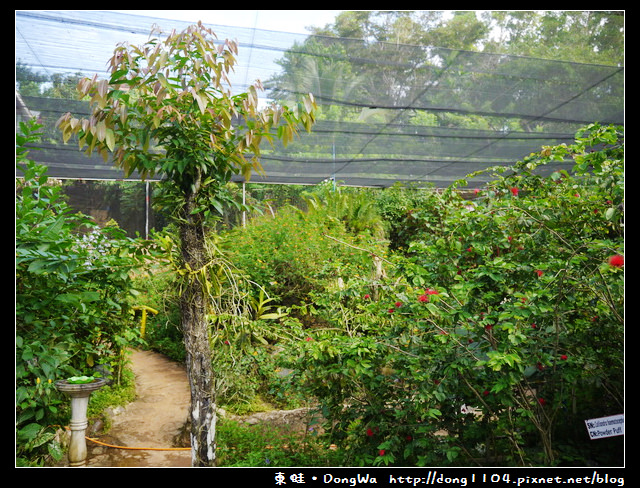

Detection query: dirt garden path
xmin=85 ymin=349 xmax=192 ymax=467
xmin=82 ymin=349 xmax=314 ymax=467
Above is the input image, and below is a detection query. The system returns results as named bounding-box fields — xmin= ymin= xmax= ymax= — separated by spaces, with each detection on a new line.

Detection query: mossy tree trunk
xmin=179 ymin=178 xmax=217 ymax=466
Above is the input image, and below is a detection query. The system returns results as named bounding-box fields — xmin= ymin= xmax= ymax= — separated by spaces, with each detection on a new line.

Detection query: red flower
xmin=418 ymin=294 xmax=429 ymax=302
xmin=608 ymin=254 xmax=624 ymax=268
xmin=535 ymin=269 xmax=543 ymax=277
xmin=366 ymin=428 xmax=374 ymax=437
xmin=531 ymin=323 xmax=537 ymax=329
xmin=364 ymin=294 xmax=371 ymax=299
xmin=483 ymin=389 xmax=490 ymax=396
xmin=305 ymin=337 xmax=313 ymax=342
xmin=395 ymin=301 xmax=402 ymax=308
xmin=560 ymin=354 xmax=568 ymax=360
xmin=406 ymin=435 xmax=412 ymax=441
xmin=425 ymin=288 xmax=438 ymax=295
xmin=379 ymin=449 xmax=385 ymax=456
xmin=510 ymin=187 xmax=519 ymax=196
xmin=538 ymin=397 xmax=546 ymax=406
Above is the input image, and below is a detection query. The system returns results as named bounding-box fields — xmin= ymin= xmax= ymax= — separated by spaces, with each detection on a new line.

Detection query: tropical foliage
xmin=16 ymin=120 xmax=623 ymax=467
xmin=274 ymin=123 xmax=624 ymax=466
xmin=16 ymin=11 xmax=623 ymax=467
xmin=16 ymin=120 xmax=148 ymax=465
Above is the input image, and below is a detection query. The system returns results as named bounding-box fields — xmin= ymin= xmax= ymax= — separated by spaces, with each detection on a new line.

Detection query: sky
xmin=109 ymin=10 xmax=344 ymax=35
xmin=16 ymin=10 xmax=345 ymax=96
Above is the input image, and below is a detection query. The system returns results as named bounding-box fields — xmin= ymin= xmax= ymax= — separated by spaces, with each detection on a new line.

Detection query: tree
xmin=56 ymin=21 xmax=317 ymax=466
xmin=481 ymin=11 xmax=624 ymax=65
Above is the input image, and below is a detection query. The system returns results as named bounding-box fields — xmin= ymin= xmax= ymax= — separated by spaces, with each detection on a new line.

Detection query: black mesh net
xmin=16 ymin=10 xmax=624 ymax=188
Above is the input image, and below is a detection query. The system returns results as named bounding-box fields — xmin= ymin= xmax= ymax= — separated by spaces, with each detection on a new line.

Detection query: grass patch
xmin=215 ymin=418 xmax=344 ymax=467
xmin=87 ymin=368 xmax=136 ymax=431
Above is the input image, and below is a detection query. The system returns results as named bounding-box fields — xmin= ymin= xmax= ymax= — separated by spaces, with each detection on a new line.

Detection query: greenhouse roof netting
xmin=16 ymin=10 xmax=624 ymax=188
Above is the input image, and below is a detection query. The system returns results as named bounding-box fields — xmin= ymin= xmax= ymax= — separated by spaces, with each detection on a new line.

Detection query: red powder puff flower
xmin=608 ymin=254 xmax=624 ymax=268
xmin=418 ymin=294 xmax=429 ymax=302
xmin=510 ymin=187 xmax=519 ymax=196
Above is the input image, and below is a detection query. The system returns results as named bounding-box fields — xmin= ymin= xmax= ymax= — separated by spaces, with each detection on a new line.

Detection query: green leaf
xmin=109 ymin=69 xmax=129 ymax=84
xmin=27 ymin=260 xmax=48 ymax=274
xmin=105 ymin=128 xmax=116 ymax=151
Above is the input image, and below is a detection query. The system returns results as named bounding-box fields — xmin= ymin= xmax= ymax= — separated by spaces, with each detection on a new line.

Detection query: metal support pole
xmin=145 ymin=181 xmax=150 ymax=239
xmin=242 ymin=181 xmax=246 ymax=228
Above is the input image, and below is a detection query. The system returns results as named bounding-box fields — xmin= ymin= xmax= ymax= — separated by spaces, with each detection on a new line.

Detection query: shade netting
xmin=16 ymin=10 xmax=624 ymax=187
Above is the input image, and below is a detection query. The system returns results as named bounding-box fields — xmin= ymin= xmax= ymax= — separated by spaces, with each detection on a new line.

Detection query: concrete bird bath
xmin=55 ymin=377 xmax=106 ymax=466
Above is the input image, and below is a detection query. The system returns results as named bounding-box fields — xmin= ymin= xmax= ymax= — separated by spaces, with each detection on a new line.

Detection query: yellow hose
xmin=86 ymin=436 xmax=190 ymax=451
xmin=85 ymin=436 xmax=325 ymax=452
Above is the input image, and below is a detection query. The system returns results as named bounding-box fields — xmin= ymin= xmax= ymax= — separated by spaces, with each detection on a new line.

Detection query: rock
xmin=88 ymin=418 xmax=105 ymax=436
xmin=229 ymin=407 xmax=324 ymax=435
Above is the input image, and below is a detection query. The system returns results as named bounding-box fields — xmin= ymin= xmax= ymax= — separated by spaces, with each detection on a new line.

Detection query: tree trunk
xmin=179 ymin=190 xmax=217 ymax=467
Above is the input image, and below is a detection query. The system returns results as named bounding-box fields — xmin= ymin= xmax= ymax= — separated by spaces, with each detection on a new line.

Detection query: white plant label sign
xmin=584 ymin=414 xmax=624 ymax=440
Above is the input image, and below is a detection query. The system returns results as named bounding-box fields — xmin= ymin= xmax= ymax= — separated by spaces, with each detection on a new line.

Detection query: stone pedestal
xmin=55 ymin=378 xmax=106 ymax=466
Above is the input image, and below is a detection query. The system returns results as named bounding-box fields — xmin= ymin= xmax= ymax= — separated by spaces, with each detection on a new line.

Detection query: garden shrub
xmin=16 ymin=120 xmax=148 ymax=465
xmin=288 ymin=124 xmax=624 ymax=466
xmin=372 ymin=182 xmax=450 ymax=252
xmin=130 ymin=250 xmax=186 ymax=363
xmin=225 ymin=202 xmax=386 ymax=310
xmin=136 ymin=227 xmax=310 ymax=411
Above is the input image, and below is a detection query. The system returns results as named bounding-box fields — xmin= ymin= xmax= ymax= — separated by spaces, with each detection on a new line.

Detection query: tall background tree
xmin=56 ymin=21 xmax=316 ymax=466
xmin=264 ymin=10 xmax=623 ymax=169
xmin=309 ymin=11 xmax=623 ymax=65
